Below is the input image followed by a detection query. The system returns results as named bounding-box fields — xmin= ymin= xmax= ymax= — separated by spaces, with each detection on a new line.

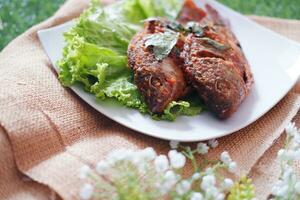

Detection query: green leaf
xmin=145 ymin=30 xmax=179 ymax=60
xmin=199 ymin=37 xmax=229 ymax=50
xmin=185 ymin=21 xmax=204 ymax=37
xmin=167 ymin=21 xmax=205 ymax=37
xmin=153 ymin=100 xmax=202 ymax=121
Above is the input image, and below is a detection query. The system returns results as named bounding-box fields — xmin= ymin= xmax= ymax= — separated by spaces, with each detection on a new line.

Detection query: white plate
xmin=38 ymin=0 xmax=300 ymax=142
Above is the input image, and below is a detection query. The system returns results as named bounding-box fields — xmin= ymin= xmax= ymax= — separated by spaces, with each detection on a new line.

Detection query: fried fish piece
xmin=181 ymin=4 xmax=253 ymax=119
xmin=128 ymin=19 xmax=187 ymax=113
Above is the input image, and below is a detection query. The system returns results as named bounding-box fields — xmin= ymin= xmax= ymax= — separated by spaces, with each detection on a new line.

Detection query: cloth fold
xmin=0 ymin=0 xmax=300 ymax=199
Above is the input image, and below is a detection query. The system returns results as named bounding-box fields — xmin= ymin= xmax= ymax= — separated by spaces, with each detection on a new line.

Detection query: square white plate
xmin=38 ymin=0 xmax=300 ymax=142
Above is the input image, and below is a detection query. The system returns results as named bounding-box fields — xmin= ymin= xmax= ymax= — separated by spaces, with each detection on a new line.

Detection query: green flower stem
xmin=181 ymin=146 xmax=199 ymax=172
xmin=211 ymin=162 xmax=227 ymax=172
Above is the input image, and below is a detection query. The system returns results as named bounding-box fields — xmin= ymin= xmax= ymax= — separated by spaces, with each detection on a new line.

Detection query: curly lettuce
xmin=58 ymin=0 xmax=203 ymax=121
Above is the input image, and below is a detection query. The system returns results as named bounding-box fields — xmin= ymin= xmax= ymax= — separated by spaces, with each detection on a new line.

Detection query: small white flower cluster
xmin=79 ymin=147 xmax=188 ymax=200
xmin=196 ymin=139 xmax=219 ymax=155
xmin=167 ymin=140 xmax=235 ymax=200
xmin=77 ymin=122 xmax=300 ymax=199
xmin=155 ymin=149 xmax=188 ymax=195
xmin=78 ymin=139 xmax=239 ymax=200
xmin=79 ymin=148 xmax=158 ymax=200
xmin=271 ymin=122 xmax=300 ymax=200
xmin=80 ymin=183 xmax=94 ymax=200
xmin=170 ymin=139 xmax=219 ymax=154
xmin=199 ymin=174 xmax=224 ymax=200
xmin=220 ymin=151 xmax=237 ymax=173
xmin=79 ymin=165 xmax=94 ymax=200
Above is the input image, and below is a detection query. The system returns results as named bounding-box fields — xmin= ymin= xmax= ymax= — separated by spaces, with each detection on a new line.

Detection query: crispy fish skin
xmin=180 ymin=2 xmax=253 ymax=119
xmin=181 ymin=36 xmax=247 ymax=118
xmin=128 ymin=20 xmax=187 ymax=113
xmin=178 ymin=0 xmax=206 ymax=23
xmin=204 ymin=4 xmax=253 ymax=91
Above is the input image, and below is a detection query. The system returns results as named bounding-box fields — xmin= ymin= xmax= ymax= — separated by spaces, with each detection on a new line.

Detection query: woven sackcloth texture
xmin=0 ymin=0 xmax=300 ymax=199
xmin=249 ymin=111 xmax=300 ymax=200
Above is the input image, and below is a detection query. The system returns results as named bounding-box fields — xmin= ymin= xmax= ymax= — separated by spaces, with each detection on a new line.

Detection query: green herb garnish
xmin=145 ymin=30 xmax=179 ymax=60
xmin=186 ymin=21 xmax=204 ymax=37
xmin=166 ymin=21 xmax=186 ymax=32
xmin=199 ymin=37 xmax=229 ymax=50
xmin=167 ymin=21 xmax=204 ymax=37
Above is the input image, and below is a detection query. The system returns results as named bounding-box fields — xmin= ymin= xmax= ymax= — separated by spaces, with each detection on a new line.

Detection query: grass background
xmin=0 ymin=0 xmax=299 ymax=51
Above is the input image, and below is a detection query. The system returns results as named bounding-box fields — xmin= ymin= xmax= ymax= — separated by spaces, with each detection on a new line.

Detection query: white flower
xmin=205 ymin=167 xmax=213 ymax=174
xmin=279 ymin=149 xmax=300 ymax=161
xmin=293 ymin=150 xmax=300 ymax=160
xmin=228 ymin=162 xmax=237 ymax=173
xmin=277 ymin=149 xmax=285 ymax=159
xmin=96 ymin=161 xmax=109 ymax=175
xmin=290 ymin=139 xmax=300 ymax=149
xmin=192 ymin=172 xmax=201 ymax=181
xmin=79 ymin=183 xmax=94 ymax=200
xmin=190 ymin=192 xmax=203 ymax=200
xmin=176 ymin=180 xmax=191 ymax=195
xmin=295 ymin=181 xmax=300 ymax=194
xmin=205 ymin=186 xmax=219 ymax=198
xmin=158 ymin=184 xmax=171 ymax=195
xmin=216 ymin=193 xmax=225 ymax=200
xmin=140 ymin=147 xmax=157 ymax=161
xmin=208 ymin=139 xmax=219 ymax=148
xmin=273 ymin=123 xmax=300 ymax=199
xmin=201 ymin=174 xmax=216 ymax=191
xmin=197 ymin=142 xmax=209 ymax=154
xmin=129 ymin=153 xmax=141 ymax=165
xmin=170 ymin=140 xmax=179 ymax=149
xmin=154 ymin=155 xmax=169 ymax=172
xmin=285 ymin=150 xmax=298 ymax=160
xmin=79 ymin=165 xmax=91 ymax=179
xmin=164 ymin=170 xmax=179 ymax=186
xmin=136 ymin=162 xmax=147 ymax=174
xmin=282 ymin=165 xmax=293 ymax=180
xmin=220 ymin=151 xmax=232 ymax=165
xmin=168 ymin=150 xmax=176 ymax=159
xmin=168 ymin=150 xmax=186 ymax=169
xmin=107 ymin=149 xmax=133 ymax=164
xmin=285 ymin=122 xmax=298 ymax=137
xmin=222 ymin=178 xmax=234 ymax=191
xmin=160 ymin=170 xmax=180 ymax=194
xmin=272 ymin=181 xmax=289 ymax=197
xmin=293 ymin=134 xmax=300 ymax=146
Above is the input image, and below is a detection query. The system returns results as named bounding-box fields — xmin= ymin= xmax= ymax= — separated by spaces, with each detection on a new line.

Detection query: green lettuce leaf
xmin=59 ymin=36 xmax=146 ymax=111
xmin=152 ymin=100 xmax=202 ymax=121
xmin=123 ymin=0 xmax=184 ymax=22
xmin=58 ymin=0 xmax=203 ymax=121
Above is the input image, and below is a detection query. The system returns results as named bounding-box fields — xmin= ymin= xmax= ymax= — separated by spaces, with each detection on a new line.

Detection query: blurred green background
xmin=0 ymin=0 xmax=300 ymax=51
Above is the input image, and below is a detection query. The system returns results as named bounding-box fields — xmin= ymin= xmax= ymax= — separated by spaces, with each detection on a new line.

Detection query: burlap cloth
xmin=0 ymin=0 xmax=300 ymax=199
